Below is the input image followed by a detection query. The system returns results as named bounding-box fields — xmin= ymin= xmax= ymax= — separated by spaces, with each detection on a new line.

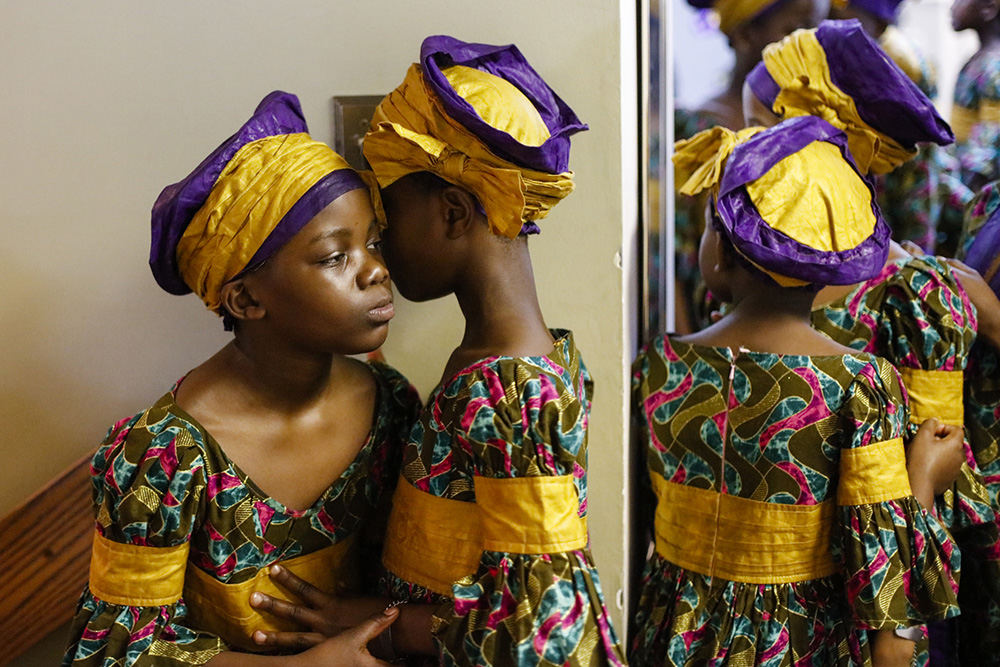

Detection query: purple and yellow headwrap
xmin=362 ymin=35 xmax=587 ymax=239
xmin=837 ymin=0 xmax=904 ymax=23
xmin=746 ymin=20 xmax=952 ymax=174
xmin=150 ymin=91 xmax=369 ymax=315
xmin=674 ymin=115 xmax=890 ymax=286
xmin=686 ymin=0 xmax=785 ymax=35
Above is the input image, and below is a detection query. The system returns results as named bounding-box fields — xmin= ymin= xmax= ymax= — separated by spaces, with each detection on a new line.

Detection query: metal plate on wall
xmin=331 ymin=95 xmax=385 ymax=170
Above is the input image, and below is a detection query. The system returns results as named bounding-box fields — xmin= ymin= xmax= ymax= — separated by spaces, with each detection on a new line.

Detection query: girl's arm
xmin=905 ymin=418 xmax=966 ymax=509
xmin=248 ymin=565 xmax=437 ymax=659
xmin=946 ymin=258 xmax=1000 ymax=350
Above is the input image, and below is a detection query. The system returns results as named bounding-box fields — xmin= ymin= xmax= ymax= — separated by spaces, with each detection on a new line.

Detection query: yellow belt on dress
xmin=382 ymin=474 xmax=588 ymax=597
xmin=898 ymin=368 xmax=964 ymax=426
xmin=650 ymin=437 xmax=911 ymax=584
xmin=88 ymin=529 xmax=360 ymax=651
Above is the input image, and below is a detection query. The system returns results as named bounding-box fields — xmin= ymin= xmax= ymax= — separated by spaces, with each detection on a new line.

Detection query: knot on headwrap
xmin=687 ymin=116 xmax=890 ymax=287
xmin=673 ymin=126 xmax=763 ymax=196
xmin=748 ymin=20 xmax=952 ymax=174
xmin=150 ymin=91 xmax=365 ymax=315
xmin=363 ymin=36 xmax=587 ymax=239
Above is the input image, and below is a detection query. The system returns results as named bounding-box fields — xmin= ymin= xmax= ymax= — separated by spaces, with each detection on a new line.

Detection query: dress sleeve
xmin=431 ymin=358 xmax=626 ymax=666
xmin=834 ymin=359 xmax=961 ymax=630
xmin=63 ymin=409 xmax=226 ymax=666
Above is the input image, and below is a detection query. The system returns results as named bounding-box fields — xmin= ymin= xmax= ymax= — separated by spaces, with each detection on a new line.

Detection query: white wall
xmin=2 ymin=2 xmax=637 ymax=660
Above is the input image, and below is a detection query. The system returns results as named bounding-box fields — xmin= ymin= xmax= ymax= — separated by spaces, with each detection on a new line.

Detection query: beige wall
xmin=2 ymin=1 xmax=638 ymax=660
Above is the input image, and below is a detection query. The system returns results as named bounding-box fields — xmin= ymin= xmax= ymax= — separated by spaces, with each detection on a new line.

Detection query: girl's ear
xmin=219 ymin=279 xmax=266 ymax=324
xmin=439 ymin=185 xmax=480 ymax=240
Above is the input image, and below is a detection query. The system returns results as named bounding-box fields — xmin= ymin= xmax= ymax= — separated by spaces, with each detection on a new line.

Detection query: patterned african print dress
xmin=630 ymin=337 xmax=961 ymax=666
xmin=379 ymin=330 xmax=626 ymax=666
xmin=812 ymin=254 xmax=1000 ymax=661
xmin=63 ymin=362 xmax=420 ymax=666
xmin=953 ymin=46 xmax=1000 ymax=192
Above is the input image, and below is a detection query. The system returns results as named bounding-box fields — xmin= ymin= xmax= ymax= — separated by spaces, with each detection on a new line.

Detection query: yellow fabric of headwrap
xmin=673 ymin=126 xmax=763 ymax=196
xmin=364 ymin=64 xmax=575 ymax=239
xmin=762 ymin=28 xmax=917 ymax=174
xmin=650 ymin=473 xmax=838 ymax=584
xmin=176 ymin=133 xmax=352 ymax=312
xmin=713 ymin=0 xmax=782 ymax=35
xmin=382 ymin=474 xmax=587 ymax=597
xmin=88 ymin=530 xmax=189 ymax=606
xmin=898 ymin=368 xmax=965 ymax=426
xmin=837 ymin=437 xmax=913 ymax=505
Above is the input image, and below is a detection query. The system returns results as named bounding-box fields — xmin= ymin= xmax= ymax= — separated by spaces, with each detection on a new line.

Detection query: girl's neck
xmin=979 ymin=24 xmax=1000 ymax=50
xmin=452 ymin=240 xmax=552 ymax=360
xmin=225 ymin=333 xmax=339 ymax=409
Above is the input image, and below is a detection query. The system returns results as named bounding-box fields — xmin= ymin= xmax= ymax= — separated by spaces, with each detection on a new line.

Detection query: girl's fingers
xmin=269 ymin=564 xmax=331 ymax=607
xmin=252 ymin=629 xmax=325 ymax=650
xmin=250 ymin=591 xmax=326 ymax=628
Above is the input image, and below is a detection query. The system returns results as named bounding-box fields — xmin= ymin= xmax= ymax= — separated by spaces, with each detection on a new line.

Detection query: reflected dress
xmin=630 ymin=337 xmax=960 ymax=666
xmin=62 ymin=362 xmax=420 ymax=666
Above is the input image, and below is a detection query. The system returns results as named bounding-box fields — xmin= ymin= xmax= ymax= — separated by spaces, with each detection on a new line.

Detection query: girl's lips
xmin=368 ymin=300 xmax=395 ymax=323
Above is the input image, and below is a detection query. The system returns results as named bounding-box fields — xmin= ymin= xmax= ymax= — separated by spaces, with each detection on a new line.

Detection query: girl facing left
xmin=62 ymin=91 xmax=420 ymax=666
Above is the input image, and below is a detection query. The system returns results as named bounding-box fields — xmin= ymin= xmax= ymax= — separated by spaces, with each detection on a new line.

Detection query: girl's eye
xmin=321 ymin=253 xmax=346 ymax=267
xmin=367 ymin=238 xmax=384 ymax=253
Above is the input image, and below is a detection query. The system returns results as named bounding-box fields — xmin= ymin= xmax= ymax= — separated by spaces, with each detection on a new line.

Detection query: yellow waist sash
xmin=88 ymin=530 xmax=359 ymax=651
xmin=899 ymin=368 xmax=964 ymax=426
xmin=382 ymin=474 xmax=588 ymax=597
xmin=651 ymin=437 xmax=911 ymax=584
xmin=651 ymin=474 xmax=838 ymax=584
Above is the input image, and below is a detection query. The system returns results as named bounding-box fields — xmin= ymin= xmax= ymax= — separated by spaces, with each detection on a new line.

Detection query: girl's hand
xmin=871 ymin=628 xmax=916 ymax=667
xmin=906 ymin=418 xmax=965 ymax=508
xmin=945 ymin=258 xmax=1000 ymax=350
xmin=250 ymin=565 xmax=387 ymax=649
xmin=284 ymin=607 xmax=399 ymax=666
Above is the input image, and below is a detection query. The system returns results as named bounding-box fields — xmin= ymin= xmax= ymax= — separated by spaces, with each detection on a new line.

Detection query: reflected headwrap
xmin=150 ymin=91 xmax=367 ymax=313
xmin=847 ymin=0 xmax=903 ymax=23
xmin=961 ymin=183 xmax=1000 ymax=297
xmin=363 ymin=35 xmax=588 ymax=238
xmin=746 ymin=20 xmax=952 ymax=174
xmin=687 ymin=0 xmax=785 ymax=35
xmin=674 ymin=115 xmax=890 ymax=286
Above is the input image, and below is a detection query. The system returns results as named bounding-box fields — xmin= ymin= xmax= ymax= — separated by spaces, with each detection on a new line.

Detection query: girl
xmin=62 ymin=91 xmax=421 ymax=666
xmin=252 ymin=35 xmax=627 ymax=666
xmin=744 ymin=21 xmax=1000 ymax=660
xmin=631 ymin=116 xmax=962 ymax=666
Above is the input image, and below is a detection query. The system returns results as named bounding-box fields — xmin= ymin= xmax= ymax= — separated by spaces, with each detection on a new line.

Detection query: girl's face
xmin=245 ymin=188 xmax=394 ymax=355
xmin=698 ymin=208 xmax=735 ymax=303
xmin=378 ymin=175 xmax=456 ymax=302
xmin=742 ymin=80 xmax=780 ymax=128
xmin=952 ymin=0 xmax=987 ymax=30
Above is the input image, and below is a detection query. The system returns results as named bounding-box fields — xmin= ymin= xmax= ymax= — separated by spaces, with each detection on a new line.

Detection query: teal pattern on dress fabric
xmin=811 ymin=253 xmax=1000 ymax=662
xmin=953 ymin=49 xmax=1000 ymax=189
xmin=380 ymin=330 xmax=627 ymax=667
xmin=630 ymin=337 xmax=961 ymax=666
xmin=62 ymin=362 xmax=421 ymax=666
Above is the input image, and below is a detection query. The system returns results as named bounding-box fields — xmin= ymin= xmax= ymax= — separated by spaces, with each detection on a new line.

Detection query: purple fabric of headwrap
xmin=419 ymin=35 xmax=588 ymax=175
xmin=815 ymin=19 xmax=952 ymax=148
xmin=716 ymin=115 xmax=890 ymax=285
xmin=965 ymin=211 xmax=1000 ymax=298
xmin=850 ymin=0 xmax=903 ymax=24
xmin=747 ymin=62 xmax=780 ymax=108
xmin=150 ymin=91 xmax=363 ymax=295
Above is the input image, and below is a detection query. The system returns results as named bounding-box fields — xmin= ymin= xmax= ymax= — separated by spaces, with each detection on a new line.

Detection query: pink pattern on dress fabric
xmin=643 ymin=374 xmax=694 ymax=453
xmin=846 ymin=548 xmax=889 ymax=611
xmin=758 ymin=368 xmax=831 ymax=452
xmin=774 ymin=461 xmax=820 ymax=505
xmin=205 ymin=469 xmax=243 ymax=501
xmin=757 ymin=625 xmax=790 ymax=661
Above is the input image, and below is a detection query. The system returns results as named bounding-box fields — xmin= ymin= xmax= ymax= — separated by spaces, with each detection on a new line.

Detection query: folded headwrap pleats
xmin=365 ymin=64 xmax=575 ymax=239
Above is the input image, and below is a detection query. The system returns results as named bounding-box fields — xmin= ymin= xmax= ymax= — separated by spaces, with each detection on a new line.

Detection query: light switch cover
xmin=331 ymin=95 xmax=384 ymax=170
